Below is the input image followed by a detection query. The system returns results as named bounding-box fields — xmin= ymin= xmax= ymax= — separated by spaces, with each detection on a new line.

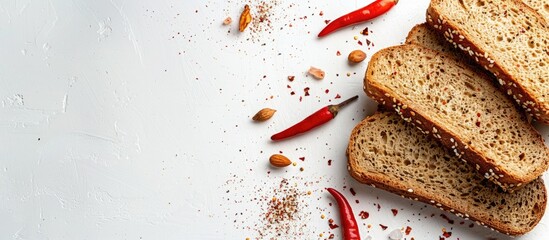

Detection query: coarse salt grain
xmin=388 ymin=229 xmax=403 ymax=240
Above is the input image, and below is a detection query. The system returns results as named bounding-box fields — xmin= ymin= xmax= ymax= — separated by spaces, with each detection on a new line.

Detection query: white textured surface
xmin=0 ymin=0 xmax=548 ymax=239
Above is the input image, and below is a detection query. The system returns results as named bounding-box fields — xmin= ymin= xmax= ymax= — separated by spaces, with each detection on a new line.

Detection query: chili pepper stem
xmin=328 ymin=95 xmax=359 ymax=117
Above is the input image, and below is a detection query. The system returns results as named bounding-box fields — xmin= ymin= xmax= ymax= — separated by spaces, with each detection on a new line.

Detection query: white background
xmin=1 ymin=0 xmax=548 ymax=239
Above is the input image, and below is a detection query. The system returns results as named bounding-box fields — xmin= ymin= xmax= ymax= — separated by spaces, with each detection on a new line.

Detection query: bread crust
xmin=426 ymin=0 xmax=549 ymax=124
xmin=363 ymin=44 xmax=548 ymax=191
xmin=347 ymin=112 xmax=547 ymax=236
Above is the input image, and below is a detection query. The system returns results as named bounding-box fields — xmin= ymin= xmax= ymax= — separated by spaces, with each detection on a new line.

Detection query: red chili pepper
xmin=271 ymin=95 xmax=358 ymax=141
xmin=318 ymin=0 xmax=399 ymax=37
xmin=327 ymin=188 xmax=361 ymax=240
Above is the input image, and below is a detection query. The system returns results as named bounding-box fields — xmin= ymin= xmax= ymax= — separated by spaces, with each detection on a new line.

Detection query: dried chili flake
xmin=361 ymin=27 xmax=369 ymax=35
xmin=366 ymin=39 xmax=372 ymax=46
xmin=328 ymin=234 xmax=335 ymax=239
xmin=324 ymin=20 xmax=331 ymax=24
xmin=405 ymin=226 xmax=412 ymax=235
xmin=288 ymin=76 xmax=295 ymax=81
xmin=379 ymin=224 xmax=388 ymax=230
xmin=328 ymin=160 xmax=332 ymax=166
xmin=376 ymin=203 xmax=381 ymax=211
xmin=442 ymin=231 xmax=452 ymax=238
xmin=328 ymin=219 xmax=339 ymax=229
xmin=299 ymin=157 xmax=305 ymax=161
xmin=336 ymin=51 xmax=341 ymax=56
xmin=357 ymin=40 xmax=363 ymax=46
xmin=391 ymin=209 xmax=398 ymax=216
xmin=290 ymin=91 xmax=295 ymax=95
xmin=287 ymin=85 xmax=291 ymax=88
xmin=349 ymin=188 xmax=356 ymax=196
xmin=359 ymin=211 xmax=369 ymax=219
xmin=319 ymin=11 xmax=324 ymax=16
xmin=304 ymin=87 xmax=310 ymax=96
xmin=325 ymin=89 xmax=330 ymax=94
xmin=335 ymin=94 xmax=341 ymax=99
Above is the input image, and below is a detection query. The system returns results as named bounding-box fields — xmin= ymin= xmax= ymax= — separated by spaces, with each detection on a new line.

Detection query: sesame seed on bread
xmin=364 ymin=44 xmax=549 ymax=191
xmin=347 ymin=111 xmax=547 ymax=236
xmin=427 ymin=0 xmax=549 ymax=123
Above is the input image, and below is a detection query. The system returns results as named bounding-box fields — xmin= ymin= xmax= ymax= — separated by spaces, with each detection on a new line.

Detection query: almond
xmin=252 ymin=108 xmax=276 ymax=122
xmin=269 ymin=154 xmax=292 ymax=167
xmin=348 ymin=50 xmax=366 ymax=63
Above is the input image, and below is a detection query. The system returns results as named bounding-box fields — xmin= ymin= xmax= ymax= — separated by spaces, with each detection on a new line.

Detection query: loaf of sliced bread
xmin=427 ymin=0 xmax=549 ymax=123
xmin=364 ymin=44 xmax=549 ymax=191
xmin=347 ymin=111 xmax=547 ymax=235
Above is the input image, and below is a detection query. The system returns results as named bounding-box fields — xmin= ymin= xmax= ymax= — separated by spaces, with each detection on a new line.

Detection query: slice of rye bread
xmin=364 ymin=44 xmax=549 ymax=191
xmin=347 ymin=111 xmax=546 ymax=235
xmin=427 ymin=0 xmax=549 ymax=124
